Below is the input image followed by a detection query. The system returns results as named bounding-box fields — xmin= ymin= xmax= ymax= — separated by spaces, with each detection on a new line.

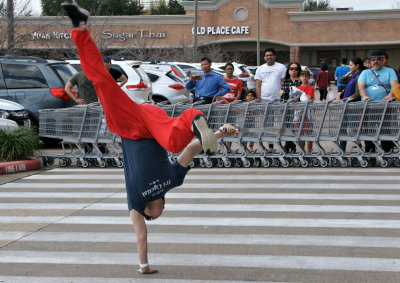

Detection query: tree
xmin=167 ymin=0 xmax=185 ymax=15
xmin=301 ymin=0 xmax=334 ymax=11
xmin=42 ymin=0 xmax=143 ymax=16
xmin=149 ymin=0 xmax=185 ymax=15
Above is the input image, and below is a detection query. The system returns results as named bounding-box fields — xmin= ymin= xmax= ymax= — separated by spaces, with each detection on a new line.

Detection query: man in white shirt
xmin=255 ymin=48 xmax=287 ymax=102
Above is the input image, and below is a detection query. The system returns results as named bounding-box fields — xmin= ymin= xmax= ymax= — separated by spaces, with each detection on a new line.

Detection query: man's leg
xmin=64 ymin=3 xmax=217 ymax=154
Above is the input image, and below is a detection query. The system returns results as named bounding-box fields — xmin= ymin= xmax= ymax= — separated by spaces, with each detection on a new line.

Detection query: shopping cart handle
xmin=219 ymin=127 xmax=239 ymax=133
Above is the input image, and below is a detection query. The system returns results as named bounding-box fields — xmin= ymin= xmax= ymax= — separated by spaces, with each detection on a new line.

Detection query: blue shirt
xmin=335 ymin=65 xmax=350 ymax=87
xmin=358 ymin=67 xmax=397 ymax=101
xmin=121 ymin=138 xmax=190 ymax=216
xmin=186 ymin=71 xmax=230 ymax=98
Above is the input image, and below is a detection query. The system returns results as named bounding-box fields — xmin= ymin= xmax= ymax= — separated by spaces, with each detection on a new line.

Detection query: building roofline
xmin=289 ymin=9 xmax=400 ymax=22
xmin=181 ymin=0 xmax=303 ymax=11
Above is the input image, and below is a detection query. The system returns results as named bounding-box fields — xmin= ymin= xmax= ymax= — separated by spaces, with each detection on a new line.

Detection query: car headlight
xmin=0 ymin=110 xmax=10 ymax=119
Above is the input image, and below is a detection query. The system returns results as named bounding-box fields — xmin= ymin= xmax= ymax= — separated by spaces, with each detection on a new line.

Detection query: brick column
xmin=290 ymin=46 xmax=300 ymax=63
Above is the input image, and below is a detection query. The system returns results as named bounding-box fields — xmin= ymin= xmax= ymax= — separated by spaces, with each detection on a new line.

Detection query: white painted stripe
xmin=23 ymin=174 xmax=400 ymax=181
xmin=0 ymin=277 xmax=291 ymax=283
xmin=1 ymin=192 xmax=400 ymax=201
xmin=2 ymin=203 xmax=400 ymax=214
xmin=8 ymin=216 xmax=395 ymax=228
xmin=4 ymin=231 xmax=400 ymax=248
xmin=3 ymin=182 xmax=400 ymax=190
xmin=1 ymin=192 xmax=400 ymax=200
xmin=48 ymin=167 xmax=400 ymax=173
xmin=0 ymin=251 xmax=399 ymax=272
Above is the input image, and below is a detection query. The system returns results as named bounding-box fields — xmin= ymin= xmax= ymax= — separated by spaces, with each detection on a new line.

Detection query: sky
xmin=26 ymin=0 xmax=400 ymax=16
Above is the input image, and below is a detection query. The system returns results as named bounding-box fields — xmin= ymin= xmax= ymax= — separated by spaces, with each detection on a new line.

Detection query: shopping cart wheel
xmin=217 ymin=159 xmax=224 ymax=168
xmin=312 ymin=158 xmax=320 ymax=167
xmin=117 ymin=158 xmax=124 ymax=168
xmin=199 ymin=159 xmax=206 ymax=167
xmin=360 ymin=159 xmax=368 ymax=168
xmin=189 ymin=160 xmax=195 ymax=168
xmin=300 ymin=159 xmax=309 ymax=168
xmin=66 ymin=158 xmax=72 ymax=166
xmin=394 ymin=159 xmax=400 ymax=167
xmin=243 ymin=159 xmax=251 ymax=168
xmin=235 ymin=159 xmax=242 ymax=167
xmin=262 ymin=158 xmax=271 ymax=168
xmin=340 ymin=159 xmax=348 ymax=167
xmin=205 ymin=160 xmax=213 ymax=168
xmin=320 ymin=158 xmax=329 ymax=168
xmin=47 ymin=157 xmax=55 ymax=165
xmin=292 ymin=158 xmax=301 ymax=167
xmin=223 ymin=160 xmax=232 ymax=168
xmin=99 ymin=160 xmax=106 ymax=168
xmin=81 ymin=160 xmax=89 ymax=168
xmin=253 ymin=158 xmax=261 ymax=167
xmin=59 ymin=158 xmax=67 ymax=167
xmin=379 ymin=160 xmax=388 ymax=168
xmin=331 ymin=158 xmax=340 ymax=167
xmin=281 ymin=158 xmax=290 ymax=168
xmin=41 ymin=157 xmax=48 ymax=167
xmin=272 ymin=159 xmax=280 ymax=167
xmin=350 ymin=158 xmax=359 ymax=167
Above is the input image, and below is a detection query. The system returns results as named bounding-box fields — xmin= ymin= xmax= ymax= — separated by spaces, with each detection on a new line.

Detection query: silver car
xmin=144 ymin=68 xmax=193 ymax=104
xmin=0 ymin=98 xmax=30 ymax=129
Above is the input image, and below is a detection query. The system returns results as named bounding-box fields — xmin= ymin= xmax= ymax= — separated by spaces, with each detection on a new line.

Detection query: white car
xmin=0 ymin=98 xmax=30 ymax=128
xmin=142 ymin=62 xmax=189 ymax=82
xmin=144 ymin=68 xmax=193 ymax=104
xmin=66 ymin=59 xmax=153 ymax=104
xmin=0 ymin=117 xmax=18 ymax=131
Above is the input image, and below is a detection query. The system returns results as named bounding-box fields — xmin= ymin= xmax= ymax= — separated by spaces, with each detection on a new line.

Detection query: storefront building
xmin=5 ymin=0 xmax=400 ymax=69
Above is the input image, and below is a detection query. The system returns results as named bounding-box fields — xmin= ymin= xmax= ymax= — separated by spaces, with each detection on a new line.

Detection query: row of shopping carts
xmin=38 ymin=100 xmax=400 ymax=168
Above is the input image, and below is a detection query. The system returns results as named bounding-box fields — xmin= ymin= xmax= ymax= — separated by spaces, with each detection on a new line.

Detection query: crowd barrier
xmin=39 ymin=100 xmax=400 ymax=168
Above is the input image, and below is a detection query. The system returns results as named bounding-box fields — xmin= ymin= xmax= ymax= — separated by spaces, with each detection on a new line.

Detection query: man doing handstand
xmin=62 ymin=2 xmax=237 ymax=275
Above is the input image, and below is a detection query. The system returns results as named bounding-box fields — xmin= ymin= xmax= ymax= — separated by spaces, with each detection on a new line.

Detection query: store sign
xmin=30 ymin=29 xmax=166 ymax=41
xmin=192 ymin=26 xmax=250 ymax=35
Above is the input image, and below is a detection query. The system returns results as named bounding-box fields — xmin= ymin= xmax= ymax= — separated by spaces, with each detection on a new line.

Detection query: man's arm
xmin=130 ymin=209 xmax=158 ymax=274
xmin=383 ymin=79 xmax=398 ymax=101
xmin=358 ymin=81 xmax=368 ymax=100
xmin=215 ymin=76 xmax=230 ymax=97
xmin=118 ymin=74 xmax=128 ymax=88
xmin=65 ymin=81 xmax=85 ymax=104
xmin=255 ymin=79 xmax=262 ymax=102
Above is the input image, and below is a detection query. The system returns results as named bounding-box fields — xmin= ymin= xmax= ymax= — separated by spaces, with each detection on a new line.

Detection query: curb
xmin=0 ymin=159 xmax=42 ymax=175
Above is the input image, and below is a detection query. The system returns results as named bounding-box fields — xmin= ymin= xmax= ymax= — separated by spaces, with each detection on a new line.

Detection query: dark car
xmin=0 ymin=56 xmax=77 ymax=127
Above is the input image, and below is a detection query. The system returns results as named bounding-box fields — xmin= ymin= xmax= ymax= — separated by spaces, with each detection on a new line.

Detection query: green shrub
xmin=0 ymin=127 xmax=40 ymax=161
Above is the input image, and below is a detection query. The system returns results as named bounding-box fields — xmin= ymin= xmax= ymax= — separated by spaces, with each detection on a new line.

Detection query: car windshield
xmin=50 ymin=63 xmax=76 ymax=85
xmin=134 ymin=66 xmax=151 ymax=84
xmin=166 ymin=71 xmax=184 ymax=83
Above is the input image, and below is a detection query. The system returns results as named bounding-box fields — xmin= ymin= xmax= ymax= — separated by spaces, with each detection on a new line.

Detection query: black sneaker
xmin=61 ymin=1 xmax=90 ymax=28
xmin=192 ymin=114 xmax=217 ymax=155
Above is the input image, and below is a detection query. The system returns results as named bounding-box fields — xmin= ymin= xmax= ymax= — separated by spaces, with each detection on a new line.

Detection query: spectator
xmin=216 ymin=63 xmax=243 ymax=104
xmin=245 ymin=90 xmax=257 ymax=152
xmin=103 ymin=56 xmax=128 ymax=88
xmin=64 ymin=71 xmax=108 ymax=154
xmin=280 ymin=62 xmax=301 ymax=102
xmin=339 ymin=57 xmax=365 ymax=102
xmin=186 ymin=56 xmax=230 ymax=104
xmin=338 ymin=57 xmax=366 ymax=151
xmin=335 ymin=58 xmax=350 ymax=99
xmin=255 ymin=48 xmax=286 ymax=102
xmin=297 ymin=71 xmax=315 ymax=153
xmin=382 ymin=51 xmax=400 ymax=81
xmin=358 ymin=50 xmax=398 ymax=154
xmin=363 ymin=57 xmax=372 ymax=69
xmin=315 ymin=63 xmax=331 ymax=102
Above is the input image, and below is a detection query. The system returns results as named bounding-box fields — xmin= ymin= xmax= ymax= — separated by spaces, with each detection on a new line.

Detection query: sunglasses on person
xmin=289 ymin=67 xmax=299 ymax=71
xmin=369 ymin=57 xmax=383 ymax=62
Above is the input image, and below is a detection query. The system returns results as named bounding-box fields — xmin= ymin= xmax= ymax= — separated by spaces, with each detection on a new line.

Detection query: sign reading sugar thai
xmin=192 ymin=26 xmax=250 ymax=35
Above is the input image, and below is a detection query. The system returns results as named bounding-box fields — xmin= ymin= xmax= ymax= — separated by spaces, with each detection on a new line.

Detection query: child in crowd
xmin=297 ymin=71 xmax=314 ymax=153
xmin=245 ymin=90 xmax=257 ymax=152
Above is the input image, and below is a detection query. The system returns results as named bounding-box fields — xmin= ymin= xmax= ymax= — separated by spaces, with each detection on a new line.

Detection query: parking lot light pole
xmin=193 ymin=0 xmax=198 ymax=62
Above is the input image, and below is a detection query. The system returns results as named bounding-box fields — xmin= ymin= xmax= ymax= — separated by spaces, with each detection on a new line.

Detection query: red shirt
xmin=222 ymin=78 xmax=243 ymax=102
xmin=297 ymin=85 xmax=315 ymax=99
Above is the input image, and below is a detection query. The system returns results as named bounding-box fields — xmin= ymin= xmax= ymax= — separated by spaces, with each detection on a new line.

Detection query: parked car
xmin=144 ymin=68 xmax=193 ymax=104
xmin=0 ymin=117 xmax=18 ymax=131
xmin=142 ymin=62 xmax=189 ymax=81
xmin=0 ymin=56 xmax=77 ymax=127
xmin=247 ymin=66 xmax=258 ymax=75
xmin=67 ymin=59 xmax=153 ymax=104
xmin=211 ymin=62 xmax=256 ymax=91
xmin=0 ymin=98 xmax=31 ymax=128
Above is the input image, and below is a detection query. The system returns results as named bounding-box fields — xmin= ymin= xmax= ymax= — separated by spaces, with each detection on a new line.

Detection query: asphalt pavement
xmin=0 ymin=166 xmax=400 ymax=282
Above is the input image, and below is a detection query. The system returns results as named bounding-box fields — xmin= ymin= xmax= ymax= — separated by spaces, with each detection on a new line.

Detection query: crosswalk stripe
xmin=2 ymin=232 xmax=400 ymax=248
xmin=1 ymin=203 xmax=400 ymax=213
xmin=3 ymin=182 xmax=400 ymax=190
xmin=1 ymin=192 xmax=400 ymax=200
xmin=2 ymin=216 xmax=399 ymax=228
xmin=23 ymin=174 xmax=400 ymax=181
xmin=0 ymin=251 xmax=399 ymax=272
